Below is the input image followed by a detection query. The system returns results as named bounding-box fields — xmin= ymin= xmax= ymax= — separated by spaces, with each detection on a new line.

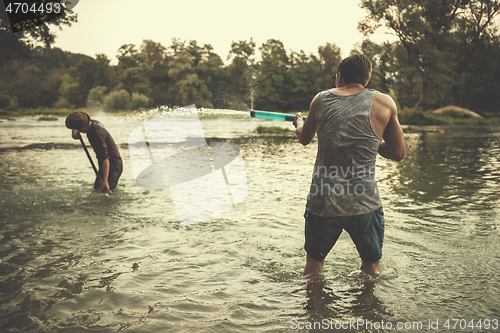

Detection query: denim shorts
xmin=304 ymin=206 xmax=384 ymax=263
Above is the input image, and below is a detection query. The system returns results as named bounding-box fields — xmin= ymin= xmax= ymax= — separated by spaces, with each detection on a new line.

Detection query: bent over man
xmin=294 ymin=54 xmax=406 ymax=278
xmin=66 ymin=112 xmax=123 ymax=193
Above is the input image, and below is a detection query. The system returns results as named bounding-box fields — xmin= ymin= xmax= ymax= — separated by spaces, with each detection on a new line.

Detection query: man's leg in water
xmin=361 ymin=259 xmax=380 ymax=277
xmin=304 ymin=253 xmax=324 ymax=278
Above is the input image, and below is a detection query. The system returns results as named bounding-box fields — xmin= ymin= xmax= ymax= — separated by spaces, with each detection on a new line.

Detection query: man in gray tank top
xmin=293 ymin=55 xmax=406 ymax=278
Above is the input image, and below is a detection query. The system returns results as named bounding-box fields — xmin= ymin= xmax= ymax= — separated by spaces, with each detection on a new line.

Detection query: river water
xmin=0 ymin=110 xmax=499 ymax=332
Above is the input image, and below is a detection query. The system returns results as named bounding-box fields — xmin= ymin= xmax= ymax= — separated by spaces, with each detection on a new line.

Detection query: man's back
xmin=296 ymin=86 xmax=405 ymax=162
xmin=308 ymin=89 xmax=383 ymax=216
xmin=87 ymin=120 xmax=123 ymax=172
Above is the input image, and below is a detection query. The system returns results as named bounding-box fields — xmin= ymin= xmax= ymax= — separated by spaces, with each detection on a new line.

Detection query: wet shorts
xmin=304 ymin=206 xmax=384 ymax=263
xmin=94 ymin=168 xmax=122 ymax=191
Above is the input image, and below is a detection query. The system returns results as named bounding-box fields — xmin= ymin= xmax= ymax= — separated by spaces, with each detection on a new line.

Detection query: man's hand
xmin=100 ymin=179 xmax=110 ymax=194
xmin=293 ymin=112 xmax=305 ymax=129
xmin=72 ymin=129 xmax=80 ymax=140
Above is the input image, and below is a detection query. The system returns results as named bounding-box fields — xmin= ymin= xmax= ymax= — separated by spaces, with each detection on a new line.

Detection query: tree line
xmin=1 ymin=0 xmax=500 ymax=114
xmin=0 ymin=36 xmax=342 ymax=113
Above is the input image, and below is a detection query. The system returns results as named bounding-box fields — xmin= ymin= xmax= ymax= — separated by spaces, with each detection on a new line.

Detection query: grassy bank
xmin=0 ymin=108 xmax=75 ymax=119
xmin=254 ymin=125 xmax=293 ymax=134
xmin=398 ymin=107 xmax=500 ymax=125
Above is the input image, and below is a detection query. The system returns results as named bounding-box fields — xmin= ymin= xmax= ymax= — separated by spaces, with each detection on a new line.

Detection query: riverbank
xmin=0 ymin=108 xmax=249 ymax=120
xmin=0 ymin=108 xmax=75 ymax=119
xmin=2 ymin=106 xmax=500 ymax=126
xmin=398 ymin=106 xmax=500 ymax=125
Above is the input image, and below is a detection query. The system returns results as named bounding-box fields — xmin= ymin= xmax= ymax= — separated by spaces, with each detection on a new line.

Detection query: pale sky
xmin=50 ymin=0 xmax=398 ymax=64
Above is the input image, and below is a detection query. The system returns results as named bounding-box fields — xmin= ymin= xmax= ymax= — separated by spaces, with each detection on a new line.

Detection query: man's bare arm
xmin=376 ymin=95 xmax=406 ymax=162
xmin=101 ymin=158 xmax=110 ymax=193
xmin=294 ymin=93 xmax=318 ymax=145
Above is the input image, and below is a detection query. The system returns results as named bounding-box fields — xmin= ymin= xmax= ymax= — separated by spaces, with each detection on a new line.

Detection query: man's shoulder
xmin=370 ymin=92 xmax=397 ymax=136
xmin=91 ymin=120 xmax=103 ymax=127
xmin=372 ymin=92 xmax=397 ymax=114
xmin=92 ymin=120 xmax=109 ymax=132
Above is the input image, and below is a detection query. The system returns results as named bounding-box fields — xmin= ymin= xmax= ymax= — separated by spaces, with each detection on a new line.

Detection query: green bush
xmin=87 ymin=86 xmax=108 ymax=109
xmin=398 ymin=108 xmax=500 ymax=125
xmin=54 ymin=97 xmax=73 ymax=109
xmin=398 ymin=109 xmax=447 ymax=125
xmin=104 ymin=90 xmax=130 ymax=111
xmin=8 ymin=96 xmax=19 ymax=110
xmin=129 ymin=92 xmax=149 ymax=110
xmin=255 ymin=125 xmax=293 ymax=134
xmin=38 ymin=116 xmax=58 ymax=121
xmin=439 ymin=110 xmax=469 ymax=119
xmin=58 ymin=74 xmax=83 ymax=107
xmin=0 ymin=93 xmax=10 ymax=109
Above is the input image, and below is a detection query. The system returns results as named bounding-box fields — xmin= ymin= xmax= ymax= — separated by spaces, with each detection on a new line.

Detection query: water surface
xmin=0 ymin=113 xmax=499 ymax=332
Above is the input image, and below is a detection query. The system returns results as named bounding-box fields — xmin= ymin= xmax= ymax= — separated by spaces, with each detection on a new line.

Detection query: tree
xmin=1 ymin=1 xmax=77 ymax=49
xmin=225 ymin=39 xmax=257 ymax=109
xmin=87 ymin=86 xmax=107 ymax=109
xmin=115 ymin=44 xmax=150 ymax=96
xmin=458 ymin=32 xmax=500 ymax=112
xmin=167 ymin=44 xmax=214 ymax=108
xmin=316 ymin=43 xmax=342 ymax=90
xmin=104 ymin=90 xmax=130 ymax=111
xmin=359 ymin=0 xmax=500 ymax=110
xmin=75 ymin=54 xmax=111 ymax=103
xmin=140 ymin=40 xmax=170 ymax=107
xmin=288 ymin=50 xmax=320 ymax=110
xmin=141 ymin=39 xmax=166 ymax=70
xmin=57 ymin=73 xmax=81 ymax=108
xmin=116 ymin=44 xmax=142 ymax=72
xmin=0 ymin=19 xmax=30 ymax=65
xmin=253 ymin=39 xmax=291 ymax=111
xmin=0 ymin=2 xmax=78 ymax=109
xmin=130 ymin=92 xmax=149 ymax=110
xmin=449 ymin=0 xmax=500 ymax=109
xmin=359 ymin=0 xmax=460 ymax=109
xmin=0 ymin=93 xmax=11 ymax=109
xmin=195 ymin=45 xmax=225 ymax=108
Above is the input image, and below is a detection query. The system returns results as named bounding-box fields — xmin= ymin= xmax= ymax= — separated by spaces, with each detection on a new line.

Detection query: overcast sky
xmin=49 ymin=0 xmax=398 ymax=64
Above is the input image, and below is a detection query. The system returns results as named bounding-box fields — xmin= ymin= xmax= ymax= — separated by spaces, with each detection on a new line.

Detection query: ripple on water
xmin=1 ymin=119 xmax=500 ymax=331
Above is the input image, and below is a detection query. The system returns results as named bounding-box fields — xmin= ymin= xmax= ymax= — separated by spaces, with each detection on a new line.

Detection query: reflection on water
xmin=0 ymin=116 xmax=499 ymax=332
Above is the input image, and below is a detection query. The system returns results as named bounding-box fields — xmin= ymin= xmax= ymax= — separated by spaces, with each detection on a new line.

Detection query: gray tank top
xmin=306 ymin=89 xmax=382 ymax=216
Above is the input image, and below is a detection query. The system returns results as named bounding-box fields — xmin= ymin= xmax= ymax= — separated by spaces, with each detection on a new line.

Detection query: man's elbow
xmin=393 ymin=154 xmax=405 ymax=162
xmin=299 ymin=137 xmax=310 ymax=146
xmin=298 ymin=135 xmax=314 ymax=146
xmin=393 ymin=146 xmax=406 ymax=162
xmin=296 ymin=130 xmax=311 ymax=146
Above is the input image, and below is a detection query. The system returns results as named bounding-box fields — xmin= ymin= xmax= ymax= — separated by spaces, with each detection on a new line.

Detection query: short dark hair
xmin=337 ymin=54 xmax=372 ymax=86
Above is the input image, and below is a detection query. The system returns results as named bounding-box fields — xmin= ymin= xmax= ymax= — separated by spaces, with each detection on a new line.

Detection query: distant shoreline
xmin=2 ymin=106 xmax=500 ymax=126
